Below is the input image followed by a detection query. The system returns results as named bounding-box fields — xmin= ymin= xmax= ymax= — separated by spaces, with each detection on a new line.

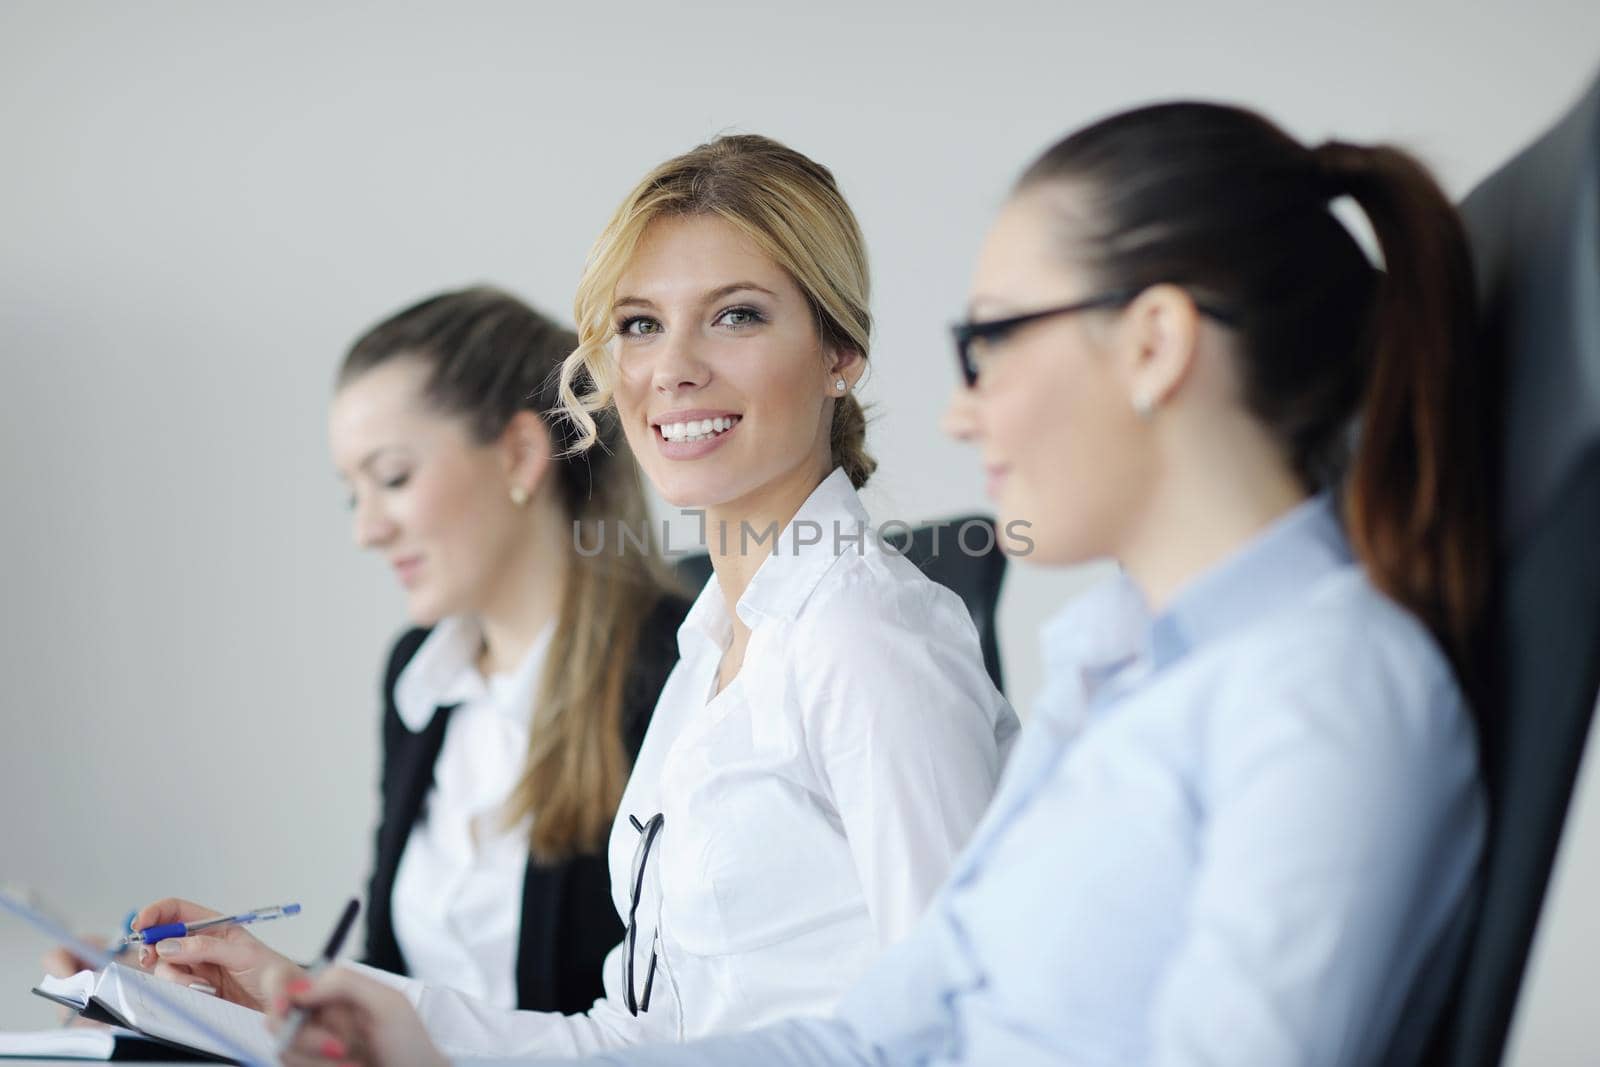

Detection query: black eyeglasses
xmin=949 ymin=288 xmax=1239 ymax=387
xmin=623 ymin=812 xmax=665 ymax=1016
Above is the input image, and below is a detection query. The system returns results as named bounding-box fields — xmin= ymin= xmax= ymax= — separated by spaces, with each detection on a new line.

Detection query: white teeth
xmin=660 ymin=417 xmax=738 ymax=443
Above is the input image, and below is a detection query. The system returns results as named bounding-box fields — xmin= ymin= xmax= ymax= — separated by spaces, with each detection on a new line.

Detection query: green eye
xmin=619 ymin=316 xmax=661 ymax=336
xmin=717 ymin=306 xmax=766 ymax=328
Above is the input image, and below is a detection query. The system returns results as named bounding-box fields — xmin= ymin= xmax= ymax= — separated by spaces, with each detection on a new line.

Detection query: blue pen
xmin=116 ymin=903 xmax=302 ymax=948
xmin=109 ymin=910 xmax=137 ymax=956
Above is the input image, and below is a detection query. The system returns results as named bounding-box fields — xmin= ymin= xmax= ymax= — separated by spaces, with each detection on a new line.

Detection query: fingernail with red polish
xmin=272 ymin=995 xmax=287 ymax=1015
xmin=287 ymin=977 xmax=311 ymax=996
xmin=320 ymin=1037 xmax=346 ymax=1059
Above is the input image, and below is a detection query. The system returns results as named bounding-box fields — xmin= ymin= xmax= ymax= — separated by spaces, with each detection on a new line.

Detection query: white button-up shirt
xmin=388 ymin=615 xmax=553 ymax=1009
xmin=558 ymin=495 xmax=1486 ymax=1067
xmin=363 ymin=468 xmax=1019 ymax=1057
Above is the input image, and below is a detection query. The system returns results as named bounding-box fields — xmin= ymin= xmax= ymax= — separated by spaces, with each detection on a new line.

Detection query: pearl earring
xmin=509 ymin=486 xmax=529 ymax=507
xmin=1132 ymin=393 xmax=1156 ymax=419
xmin=835 ymin=378 xmax=848 ymax=393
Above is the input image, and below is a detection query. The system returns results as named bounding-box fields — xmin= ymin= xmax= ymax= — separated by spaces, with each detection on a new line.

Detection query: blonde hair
xmin=508 ymin=454 xmax=683 ymax=862
xmin=557 ymin=134 xmax=877 ymax=488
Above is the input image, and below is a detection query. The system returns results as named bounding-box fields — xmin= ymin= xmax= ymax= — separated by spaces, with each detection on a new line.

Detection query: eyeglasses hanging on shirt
xmin=624 ymin=812 xmax=665 ymax=1016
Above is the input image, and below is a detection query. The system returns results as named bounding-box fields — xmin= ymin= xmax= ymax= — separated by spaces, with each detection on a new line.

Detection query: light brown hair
xmin=343 ymin=286 xmax=682 ymax=861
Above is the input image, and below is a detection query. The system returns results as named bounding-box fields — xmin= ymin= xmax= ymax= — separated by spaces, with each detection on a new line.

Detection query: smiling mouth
xmin=656 ymin=415 xmax=741 ymax=443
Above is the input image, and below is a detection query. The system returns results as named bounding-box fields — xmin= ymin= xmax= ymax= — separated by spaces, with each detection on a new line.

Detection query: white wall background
xmin=1 ymin=1 xmax=1595 ymax=1060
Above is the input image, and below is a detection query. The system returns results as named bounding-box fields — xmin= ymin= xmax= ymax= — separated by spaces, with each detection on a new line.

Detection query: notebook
xmin=23 ymin=964 xmax=276 ymax=1063
xmin=0 ymin=1024 xmax=205 ymax=1062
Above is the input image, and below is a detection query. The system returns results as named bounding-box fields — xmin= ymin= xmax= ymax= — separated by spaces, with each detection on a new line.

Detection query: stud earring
xmin=1132 ymin=393 xmax=1156 ymax=419
xmin=509 ymin=486 xmax=529 ymax=507
xmin=834 ymin=378 xmax=848 ymax=393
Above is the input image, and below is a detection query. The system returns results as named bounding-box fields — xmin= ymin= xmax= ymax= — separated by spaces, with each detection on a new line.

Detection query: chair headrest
xmin=1460 ymin=70 xmax=1600 ymax=548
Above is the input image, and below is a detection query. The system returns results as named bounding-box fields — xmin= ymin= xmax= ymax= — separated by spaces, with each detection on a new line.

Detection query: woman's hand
xmin=265 ymin=963 xmax=447 ymax=1067
xmin=41 ymin=936 xmax=108 ymax=980
xmin=132 ymin=898 xmax=302 ymax=1012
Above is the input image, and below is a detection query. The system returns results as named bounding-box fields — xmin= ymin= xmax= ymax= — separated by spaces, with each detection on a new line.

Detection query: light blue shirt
xmin=550 ymin=496 xmax=1485 ymax=1067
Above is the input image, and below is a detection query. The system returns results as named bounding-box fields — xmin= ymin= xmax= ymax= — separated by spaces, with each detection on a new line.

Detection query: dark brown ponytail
xmin=1017 ymin=103 xmax=1493 ymax=679
xmin=1313 ymin=143 xmax=1492 ymax=675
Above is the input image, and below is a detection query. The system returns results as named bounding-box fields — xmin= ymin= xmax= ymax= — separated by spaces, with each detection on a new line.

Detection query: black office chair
xmin=1421 ymin=70 xmax=1600 ymax=1067
xmin=672 ymin=515 xmax=1008 ymax=693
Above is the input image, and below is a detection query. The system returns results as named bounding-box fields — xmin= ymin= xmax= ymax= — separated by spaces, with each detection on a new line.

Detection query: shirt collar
xmin=1151 ymin=492 xmax=1350 ymax=669
xmin=676 ymin=467 xmax=869 ymax=656
xmin=1038 ymin=565 xmax=1148 ymax=686
xmin=678 ymin=577 xmax=734 ymax=658
xmin=1037 ymin=493 xmax=1350 ymax=710
xmin=394 ymin=615 xmax=554 ymax=732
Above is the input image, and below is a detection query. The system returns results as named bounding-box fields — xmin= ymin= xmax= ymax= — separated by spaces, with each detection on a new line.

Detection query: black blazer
xmin=363 ymin=593 xmax=690 ymax=1013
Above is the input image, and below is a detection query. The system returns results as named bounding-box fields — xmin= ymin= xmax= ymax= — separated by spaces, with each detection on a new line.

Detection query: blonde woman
xmin=136 ymin=138 xmax=1017 ymax=1060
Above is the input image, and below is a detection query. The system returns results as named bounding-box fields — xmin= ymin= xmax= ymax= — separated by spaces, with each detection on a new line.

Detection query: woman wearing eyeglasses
xmin=258 ymin=101 xmax=1490 ymax=1067
xmin=131 ymin=136 xmax=1017 ymax=1059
